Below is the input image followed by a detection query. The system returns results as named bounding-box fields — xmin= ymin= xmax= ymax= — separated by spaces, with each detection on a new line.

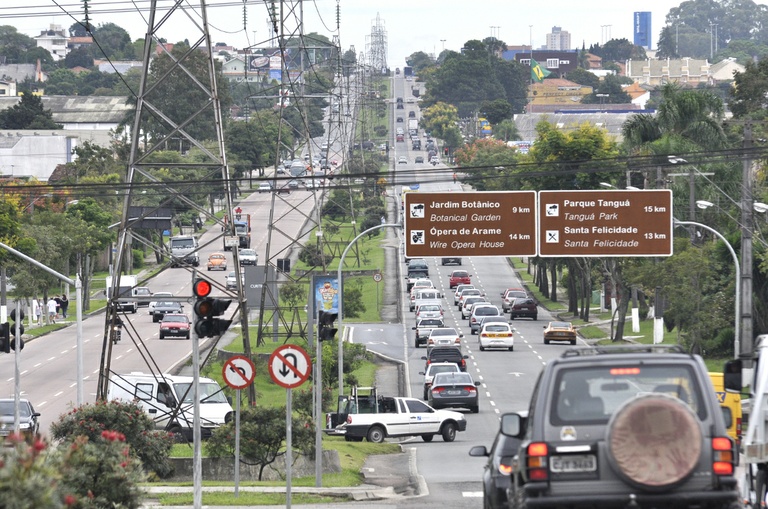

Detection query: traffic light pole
xmin=0 ymin=241 xmax=85 ymax=406
xmin=336 ymin=224 xmax=401 ymax=396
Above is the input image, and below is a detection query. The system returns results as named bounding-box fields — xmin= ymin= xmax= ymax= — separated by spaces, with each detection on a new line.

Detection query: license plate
xmin=550 ymin=455 xmax=596 ymax=473
xmin=446 ymin=390 xmax=462 ymax=395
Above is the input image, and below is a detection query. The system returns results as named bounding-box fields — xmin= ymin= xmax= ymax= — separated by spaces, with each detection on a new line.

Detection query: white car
xmin=453 ymin=284 xmax=475 ymax=305
xmin=461 ymin=296 xmax=488 ymax=320
xmin=456 ymin=288 xmax=483 ymax=310
xmin=258 ymin=182 xmax=272 ymax=193
xmin=478 ymin=322 xmax=514 ymax=351
xmin=238 ymin=248 xmax=258 ymax=266
xmin=148 ymin=292 xmax=173 ymax=315
xmin=418 ymin=362 xmax=460 ymax=400
xmin=415 ymin=304 xmax=443 ymax=320
xmin=426 ymin=327 xmax=463 ymax=352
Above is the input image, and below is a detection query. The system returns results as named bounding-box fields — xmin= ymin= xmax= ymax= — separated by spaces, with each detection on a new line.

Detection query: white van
xmin=168 ymin=235 xmax=200 ymax=268
xmin=107 ymin=372 xmax=233 ymax=439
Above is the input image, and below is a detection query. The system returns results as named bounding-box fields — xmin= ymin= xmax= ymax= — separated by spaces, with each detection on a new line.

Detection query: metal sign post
xmin=222 ymin=355 xmax=256 ymax=498
xmin=268 ymin=345 xmax=311 ymax=499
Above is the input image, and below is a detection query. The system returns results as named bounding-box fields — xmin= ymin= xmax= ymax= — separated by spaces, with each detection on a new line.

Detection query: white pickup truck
xmin=342 ymin=396 xmax=467 ymax=443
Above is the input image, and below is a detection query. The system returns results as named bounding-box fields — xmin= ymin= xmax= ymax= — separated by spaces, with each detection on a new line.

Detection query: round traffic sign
xmin=373 ymin=273 xmax=383 ymax=283
xmin=222 ymin=355 xmax=256 ymax=390
xmin=268 ymin=345 xmax=311 ymax=389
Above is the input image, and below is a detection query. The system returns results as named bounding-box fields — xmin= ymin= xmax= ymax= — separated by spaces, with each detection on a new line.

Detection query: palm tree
xmin=622 ymin=83 xmax=727 ymax=154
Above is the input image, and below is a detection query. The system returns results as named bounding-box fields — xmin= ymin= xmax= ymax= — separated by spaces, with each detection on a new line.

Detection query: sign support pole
xmin=315 ymin=319 xmax=322 ymax=487
xmin=286 ymin=388 xmax=293 ymax=508
xmin=234 ymin=389 xmax=240 ymax=497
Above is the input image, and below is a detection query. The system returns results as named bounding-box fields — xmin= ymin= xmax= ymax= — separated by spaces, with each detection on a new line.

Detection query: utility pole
xmin=741 ymin=122 xmax=754 ymax=364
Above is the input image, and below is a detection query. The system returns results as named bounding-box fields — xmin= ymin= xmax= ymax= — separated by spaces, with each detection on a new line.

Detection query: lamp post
xmin=337 ymin=223 xmax=402 ymax=396
xmin=674 ymin=219 xmax=740 ymax=359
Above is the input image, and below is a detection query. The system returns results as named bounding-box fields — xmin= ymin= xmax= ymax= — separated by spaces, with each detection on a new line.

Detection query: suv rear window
xmin=550 ymin=365 xmax=706 ymax=425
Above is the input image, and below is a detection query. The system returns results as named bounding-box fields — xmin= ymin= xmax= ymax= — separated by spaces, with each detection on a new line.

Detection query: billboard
xmin=312 ymin=275 xmax=339 ymax=314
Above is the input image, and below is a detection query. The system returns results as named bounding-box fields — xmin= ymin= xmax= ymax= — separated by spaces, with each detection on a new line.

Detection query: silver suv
xmin=501 ymin=345 xmax=738 ymax=508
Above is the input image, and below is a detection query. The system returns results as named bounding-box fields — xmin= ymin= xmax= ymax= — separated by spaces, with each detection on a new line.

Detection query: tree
xmin=420 ymin=101 xmax=460 ymax=139
xmin=565 ymin=68 xmax=600 ymax=89
xmin=0 ymin=94 xmax=62 ymax=130
xmin=139 ymin=42 xmax=232 ymax=144
xmin=479 ymin=98 xmax=513 ymax=125
xmin=494 ymin=119 xmax=520 ymax=142
xmin=91 ymin=22 xmax=133 ymax=60
xmin=226 ymin=114 xmax=290 ymax=177
xmin=622 ymin=83 xmax=726 ymax=155
xmin=454 ymin=138 xmax=520 ymax=191
xmin=729 ymin=58 xmax=768 ymax=118
xmin=0 ymin=26 xmax=40 ymax=64
xmin=207 ymin=405 xmax=313 ymax=480
xmin=581 ymin=74 xmax=632 ymax=104
xmin=64 ymin=46 xmax=94 ymax=69
xmin=406 ymin=51 xmax=435 ymax=74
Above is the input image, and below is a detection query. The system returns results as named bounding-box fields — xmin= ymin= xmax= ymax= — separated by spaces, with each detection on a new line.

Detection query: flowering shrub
xmin=0 ymin=431 xmax=144 ymax=508
xmin=50 ymin=399 xmax=175 ymax=478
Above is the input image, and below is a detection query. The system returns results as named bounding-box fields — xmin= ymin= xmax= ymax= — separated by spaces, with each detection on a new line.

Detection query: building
xmin=625 ymin=58 xmax=711 ymax=86
xmin=526 ymin=78 xmax=593 ymax=111
xmin=34 ymin=24 xmax=69 ymax=61
xmin=633 ymin=12 xmax=652 ymax=50
xmin=546 ymin=27 xmax=571 ymax=51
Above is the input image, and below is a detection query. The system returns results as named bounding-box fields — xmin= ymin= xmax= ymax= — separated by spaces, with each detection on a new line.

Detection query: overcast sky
xmin=6 ymin=0 xmax=682 ymax=65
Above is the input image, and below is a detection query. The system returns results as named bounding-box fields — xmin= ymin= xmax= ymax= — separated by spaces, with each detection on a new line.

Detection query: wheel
xmin=479 ymin=344 xmax=485 ymax=351
xmin=422 ymin=434 xmax=434 ymax=442
xmin=367 ymin=426 xmax=385 ymax=443
xmin=544 ymin=338 xmax=550 ymax=344
xmin=153 ymin=315 xmax=159 ymax=323
xmin=509 ymin=315 xmax=515 ymax=320
xmin=423 ymin=389 xmax=428 ymax=400
xmin=508 ymin=346 xmax=514 ymax=351
xmin=441 ymin=422 xmax=457 ymax=442
xmin=415 ymin=338 xmax=419 ymax=348
xmin=532 ymin=315 xmax=537 ymax=320
xmin=570 ymin=339 xmax=576 ymax=345
xmin=470 ymin=406 xmax=479 ymax=414
xmin=159 ymin=334 xmax=164 ymax=339
xmin=207 ymin=267 xmax=211 ymax=271
xmin=185 ymin=333 xmax=190 ymax=339
xmin=132 ymin=307 xmax=136 ymax=314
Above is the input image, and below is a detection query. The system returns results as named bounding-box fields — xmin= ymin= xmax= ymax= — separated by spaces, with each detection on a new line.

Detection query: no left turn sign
xmin=222 ymin=355 xmax=256 ymax=390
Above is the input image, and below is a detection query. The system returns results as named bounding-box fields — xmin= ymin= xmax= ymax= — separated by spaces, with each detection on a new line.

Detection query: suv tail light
xmin=499 ymin=456 xmax=514 ymax=475
xmin=460 ymin=359 xmax=467 ymax=369
xmin=346 ymin=415 xmax=353 ymax=424
xmin=526 ymin=442 xmax=549 ymax=481
xmin=736 ymin=417 xmax=743 ymax=445
xmin=711 ymin=437 xmax=734 ymax=475
xmin=431 ymin=387 xmax=444 ymax=393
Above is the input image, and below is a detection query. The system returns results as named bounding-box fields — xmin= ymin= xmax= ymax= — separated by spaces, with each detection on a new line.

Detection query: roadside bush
xmin=298 ymin=244 xmax=333 ymax=267
xmin=207 ymin=406 xmax=314 ymax=480
xmin=50 ymin=399 xmax=175 ymax=479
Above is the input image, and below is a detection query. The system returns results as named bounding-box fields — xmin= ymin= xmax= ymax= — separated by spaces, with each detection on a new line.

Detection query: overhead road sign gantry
xmin=538 ymin=189 xmax=673 ymax=257
xmin=404 ymin=191 xmax=537 ymax=258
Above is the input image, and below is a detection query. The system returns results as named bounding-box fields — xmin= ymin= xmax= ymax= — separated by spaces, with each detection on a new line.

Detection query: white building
xmin=34 ymin=24 xmax=69 ymax=61
xmin=546 ymin=27 xmax=571 ymax=51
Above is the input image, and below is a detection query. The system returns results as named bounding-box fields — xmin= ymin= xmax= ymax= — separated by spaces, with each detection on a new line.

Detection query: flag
xmin=530 ymin=58 xmax=551 ymax=82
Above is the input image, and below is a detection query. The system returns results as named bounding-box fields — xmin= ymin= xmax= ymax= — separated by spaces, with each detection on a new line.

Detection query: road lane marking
xmin=463 ymin=492 xmax=483 ymax=498
xmin=34 ymin=363 xmax=42 ymax=368
xmin=54 ymin=392 xmax=63 ymax=397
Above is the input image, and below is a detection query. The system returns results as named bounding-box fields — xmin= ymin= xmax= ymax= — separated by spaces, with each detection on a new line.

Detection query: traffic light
xmin=193 ymin=279 xmax=232 ymax=338
xmin=318 ymin=310 xmax=338 ymax=342
xmin=9 ymin=308 xmax=24 ymax=352
xmin=0 ymin=323 xmax=8 ymax=354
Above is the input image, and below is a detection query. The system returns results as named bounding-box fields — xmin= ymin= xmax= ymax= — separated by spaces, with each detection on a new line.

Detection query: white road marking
xmin=54 ymin=392 xmax=63 ymax=397
xmin=490 ymin=401 xmax=496 ymax=406
xmin=47 ymin=357 xmax=56 ymax=362
xmin=34 ymin=363 xmax=42 ymax=368
xmin=38 ymin=401 xmax=48 ymax=407
xmin=463 ymin=491 xmax=483 ymax=498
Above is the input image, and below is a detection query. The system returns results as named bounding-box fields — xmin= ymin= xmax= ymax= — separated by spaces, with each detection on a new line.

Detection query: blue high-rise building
xmin=634 ymin=12 xmax=652 ymax=49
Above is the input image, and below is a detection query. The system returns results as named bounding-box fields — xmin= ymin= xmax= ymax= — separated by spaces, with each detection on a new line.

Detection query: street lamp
xmin=674 ymin=219 xmax=740 ymax=358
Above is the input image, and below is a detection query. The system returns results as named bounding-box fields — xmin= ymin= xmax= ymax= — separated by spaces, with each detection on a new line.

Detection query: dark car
xmin=152 ymin=301 xmax=184 ymax=323
xmin=428 ymin=371 xmax=480 ymax=413
xmin=415 ymin=156 xmax=425 ymax=164
xmin=159 ymin=313 xmax=191 ymax=339
xmin=441 ymin=257 xmax=462 ymax=266
xmin=509 ymin=297 xmax=538 ymax=320
xmin=0 ymin=398 xmax=40 ymax=437
xmin=469 ymin=420 xmax=524 ymax=509
xmin=422 ymin=346 xmax=468 ymax=372
xmin=502 ymin=345 xmax=738 ymax=509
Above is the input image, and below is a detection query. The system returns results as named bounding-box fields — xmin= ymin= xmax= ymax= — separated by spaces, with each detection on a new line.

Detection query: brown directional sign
xmin=538 ymin=190 xmax=673 ymax=257
xmin=404 ymin=191 xmax=537 ymax=258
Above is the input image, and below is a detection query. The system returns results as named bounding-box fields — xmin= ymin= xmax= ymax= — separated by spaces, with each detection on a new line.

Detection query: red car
xmin=449 ymin=270 xmax=472 ymax=289
xmin=159 ymin=314 xmax=190 ymax=339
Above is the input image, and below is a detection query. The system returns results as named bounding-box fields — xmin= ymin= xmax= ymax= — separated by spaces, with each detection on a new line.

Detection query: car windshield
xmin=429 ymin=365 xmax=459 ymax=376
xmin=240 ymin=250 xmax=255 ymax=256
xmin=158 ymin=302 xmax=176 ymax=307
xmin=419 ymin=320 xmax=443 ymax=327
xmin=432 ymin=329 xmax=457 ymax=336
xmin=485 ymin=325 xmax=509 ymax=332
xmin=452 ymin=271 xmax=468 ymax=277
xmin=434 ymin=373 xmax=473 ymax=385
xmin=162 ymin=316 xmax=187 ymax=323
xmin=0 ymin=401 xmax=32 ymax=417
xmin=551 ymin=365 xmax=707 ymax=425
xmin=419 ymin=305 xmax=440 ymax=312
xmin=461 ymin=290 xmax=481 ymax=297
xmin=174 ymin=383 xmax=228 ymax=404
xmin=551 ymin=321 xmax=571 ymax=328
xmin=210 ymin=255 xmax=224 ymax=260
xmin=475 ymin=307 xmax=498 ymax=316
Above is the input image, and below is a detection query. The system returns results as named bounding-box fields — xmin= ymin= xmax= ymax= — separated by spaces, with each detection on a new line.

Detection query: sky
xmin=4 ymin=0 xmax=685 ymax=66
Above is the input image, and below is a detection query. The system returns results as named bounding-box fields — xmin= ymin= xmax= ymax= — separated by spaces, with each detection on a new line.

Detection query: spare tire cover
xmin=607 ymin=393 xmax=702 ymax=488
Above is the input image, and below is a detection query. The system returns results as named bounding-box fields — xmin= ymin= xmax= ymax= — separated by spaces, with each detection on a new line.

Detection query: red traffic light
xmin=193 ymin=279 xmax=213 ymax=298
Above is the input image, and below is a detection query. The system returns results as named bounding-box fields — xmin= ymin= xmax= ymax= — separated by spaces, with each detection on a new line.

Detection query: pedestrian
xmin=453 ymin=172 xmax=457 ymax=183
xmin=54 ymin=295 xmax=62 ymax=318
xmin=47 ymin=297 xmax=57 ymax=324
xmin=60 ymin=294 xmax=69 ymax=319
xmin=32 ymin=297 xmax=42 ymax=326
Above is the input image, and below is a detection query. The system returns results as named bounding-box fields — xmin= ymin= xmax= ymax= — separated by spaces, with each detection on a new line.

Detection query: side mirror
xmin=463 ymin=355 xmax=469 ymax=359
xmin=412 ymin=326 xmax=417 ymax=330
xmin=468 ymin=445 xmax=489 ymax=457
xmin=723 ymin=359 xmax=743 ymax=392
xmin=500 ymin=412 xmax=523 ymax=437
xmin=474 ymin=381 xmax=481 ymax=386
xmin=421 ymin=356 xmax=427 ymax=361
xmin=418 ymin=371 xmax=425 ymax=375
xmin=459 ymin=333 xmax=464 ymax=338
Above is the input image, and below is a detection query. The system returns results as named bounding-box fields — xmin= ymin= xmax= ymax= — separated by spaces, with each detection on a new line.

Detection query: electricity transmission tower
xmin=366 ymin=13 xmax=388 ymax=73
